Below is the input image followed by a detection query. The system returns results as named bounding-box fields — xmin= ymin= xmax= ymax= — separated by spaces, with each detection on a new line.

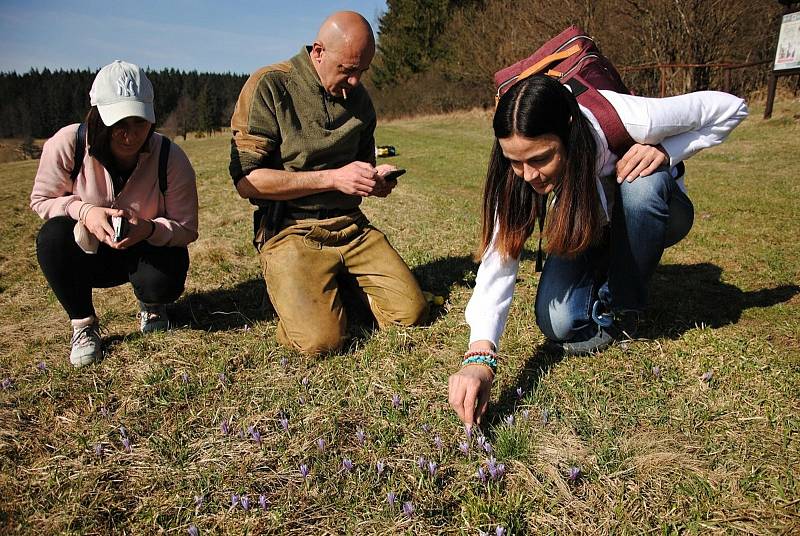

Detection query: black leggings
xmin=36 ymin=216 xmax=190 ymax=320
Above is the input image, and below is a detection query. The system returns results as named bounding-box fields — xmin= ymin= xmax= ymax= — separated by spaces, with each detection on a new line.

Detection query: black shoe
xmin=559 ymin=303 xmax=639 ymax=356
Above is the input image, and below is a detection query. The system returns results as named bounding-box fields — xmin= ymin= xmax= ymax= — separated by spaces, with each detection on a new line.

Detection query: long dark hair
xmin=478 ymin=75 xmax=602 ymax=260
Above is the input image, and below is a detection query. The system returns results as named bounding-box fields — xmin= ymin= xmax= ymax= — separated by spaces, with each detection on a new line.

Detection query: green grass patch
xmin=1 ymin=102 xmax=798 ymax=534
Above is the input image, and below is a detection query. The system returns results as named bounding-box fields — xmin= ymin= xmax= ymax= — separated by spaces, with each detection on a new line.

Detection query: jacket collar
xmin=292 ymin=46 xmax=324 ymax=92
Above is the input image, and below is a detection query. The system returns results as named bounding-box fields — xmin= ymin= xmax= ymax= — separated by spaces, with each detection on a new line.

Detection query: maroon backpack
xmin=494 ymin=26 xmax=635 ymax=158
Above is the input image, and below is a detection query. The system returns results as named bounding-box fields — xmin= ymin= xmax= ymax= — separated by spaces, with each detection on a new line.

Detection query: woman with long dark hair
xmin=30 ymin=60 xmax=199 ymax=368
xmin=449 ymin=75 xmax=747 ymax=426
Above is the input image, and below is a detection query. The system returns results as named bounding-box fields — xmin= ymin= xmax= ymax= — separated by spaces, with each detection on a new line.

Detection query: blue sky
xmin=0 ymin=0 xmax=388 ymax=74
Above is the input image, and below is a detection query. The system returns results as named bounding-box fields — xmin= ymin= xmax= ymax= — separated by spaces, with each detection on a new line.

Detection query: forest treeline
xmin=0 ymin=0 xmax=790 ymax=138
xmin=365 ymin=0 xmax=789 ymax=117
xmin=0 ymin=69 xmax=246 ymax=139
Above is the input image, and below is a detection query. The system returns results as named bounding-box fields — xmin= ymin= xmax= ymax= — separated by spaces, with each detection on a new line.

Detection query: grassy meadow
xmin=0 ymin=98 xmax=798 ymax=535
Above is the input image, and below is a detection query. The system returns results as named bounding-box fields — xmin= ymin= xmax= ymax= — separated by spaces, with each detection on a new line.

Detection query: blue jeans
xmin=535 ymin=169 xmax=694 ymax=342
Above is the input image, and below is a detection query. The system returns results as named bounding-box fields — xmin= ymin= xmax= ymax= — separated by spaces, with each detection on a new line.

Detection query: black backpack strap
xmin=70 ymin=122 xmax=87 ymax=182
xmin=158 ymin=136 xmax=170 ymax=194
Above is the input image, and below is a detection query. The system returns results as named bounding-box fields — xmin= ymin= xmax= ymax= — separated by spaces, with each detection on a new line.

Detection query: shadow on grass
xmin=485 ymin=344 xmax=564 ymax=429
xmin=646 ymin=263 xmax=799 ymax=338
xmin=172 ymin=278 xmax=273 ymax=332
xmin=413 ymin=254 xmax=478 ymax=322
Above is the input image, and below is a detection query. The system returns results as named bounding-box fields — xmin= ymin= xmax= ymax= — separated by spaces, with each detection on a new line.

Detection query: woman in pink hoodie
xmin=30 ymin=60 xmax=199 ymax=368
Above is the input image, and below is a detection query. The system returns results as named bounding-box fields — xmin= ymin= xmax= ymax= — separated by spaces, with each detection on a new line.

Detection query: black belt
xmin=287 ymin=207 xmax=358 ymax=220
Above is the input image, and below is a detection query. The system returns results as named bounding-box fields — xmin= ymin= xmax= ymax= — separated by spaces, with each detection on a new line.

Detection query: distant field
xmin=0 ymin=98 xmax=798 ymax=535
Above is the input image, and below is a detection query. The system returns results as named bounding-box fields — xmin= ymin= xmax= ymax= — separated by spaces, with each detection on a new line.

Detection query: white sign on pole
xmin=774 ymin=11 xmax=800 ymax=71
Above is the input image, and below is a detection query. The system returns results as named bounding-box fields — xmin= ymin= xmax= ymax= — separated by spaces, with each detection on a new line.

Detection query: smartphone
xmin=111 ymin=215 xmax=129 ymax=242
xmin=382 ymin=168 xmax=406 ymax=181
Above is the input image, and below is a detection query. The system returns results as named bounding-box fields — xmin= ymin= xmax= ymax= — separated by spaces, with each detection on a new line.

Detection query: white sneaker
xmin=138 ymin=302 xmax=169 ymax=333
xmin=70 ymin=317 xmax=101 ymax=368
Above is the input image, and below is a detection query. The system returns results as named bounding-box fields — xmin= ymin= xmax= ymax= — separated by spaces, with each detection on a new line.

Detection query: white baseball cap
xmin=89 ymin=60 xmax=155 ymax=126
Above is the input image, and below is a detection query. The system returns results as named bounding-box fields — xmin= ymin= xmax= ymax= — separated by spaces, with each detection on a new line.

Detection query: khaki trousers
xmin=259 ymin=212 xmax=428 ymax=355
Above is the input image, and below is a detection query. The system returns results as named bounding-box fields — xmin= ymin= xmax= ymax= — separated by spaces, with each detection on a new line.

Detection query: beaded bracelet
xmin=461 ymin=354 xmax=498 ymax=374
xmin=464 ymin=349 xmax=497 ymax=360
xmin=461 ymin=361 xmax=496 ymax=377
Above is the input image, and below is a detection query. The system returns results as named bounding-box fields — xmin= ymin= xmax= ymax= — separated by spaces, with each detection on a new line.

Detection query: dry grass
xmin=0 ymin=99 xmax=799 ymax=535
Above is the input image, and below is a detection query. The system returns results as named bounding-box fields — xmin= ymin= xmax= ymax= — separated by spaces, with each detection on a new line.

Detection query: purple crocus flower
xmin=94 ymin=443 xmax=104 ymax=458
xmin=37 ymin=361 xmax=47 ymax=373
xmin=541 ymin=409 xmax=550 ymax=425
xmin=376 ymin=460 xmax=386 ymax=477
xmin=299 ymin=463 xmax=310 ymax=479
xmin=421 ymin=424 xmax=430 ymax=433
xmin=433 ymin=435 xmax=443 ymax=450
xmin=487 ymin=457 xmax=497 ymax=475
xmin=1 ymin=378 xmax=12 ymax=390
xmin=483 ymin=441 xmax=493 ymax=455
xmin=476 ymin=435 xmax=486 ymax=448
xmin=459 ymin=441 xmax=470 ymax=455
xmin=301 ymin=377 xmax=309 ymax=388
xmin=416 ymin=456 xmax=426 ymax=470
xmin=402 ymin=501 xmax=414 ymax=517
xmin=387 ymin=491 xmax=397 ymax=506
xmin=652 ymin=366 xmax=661 ymax=378
xmin=280 ymin=357 xmax=288 ymax=368
xmin=218 ymin=372 xmax=228 ymax=385
xmin=700 ymin=370 xmax=713 ymax=383
xmin=181 ymin=371 xmax=189 ymax=384
xmin=279 ymin=414 xmax=289 ymax=432
xmin=342 ymin=458 xmax=353 ymax=473
xmin=119 ymin=426 xmax=128 ymax=438
xmin=494 ymin=463 xmax=506 ymax=480
xmin=567 ymin=466 xmax=582 ymax=483
xmin=487 ymin=458 xmax=505 ymax=480
xmin=315 ymin=438 xmax=326 ymax=452
xmin=391 ymin=394 xmax=401 ymax=409
xmin=504 ymin=415 xmax=515 ymax=426
xmin=476 ymin=467 xmax=488 ymax=484
xmin=187 ymin=525 xmax=199 ymax=536
xmin=355 ymin=428 xmax=366 ymax=445
xmin=516 ymin=386 xmax=524 ymax=399
xmin=298 ymin=397 xmax=306 ymax=405
xmin=259 ymin=494 xmax=268 ymax=511
xmin=231 ymin=494 xmax=239 ymax=508
xmin=121 ymin=437 xmax=132 ymax=453
xmin=249 ymin=426 xmax=262 ymax=446
xmin=496 ymin=527 xmax=507 ymax=536
xmin=100 ymin=406 xmax=110 ymax=418
xmin=241 ymin=495 xmax=250 ymax=511
xmin=427 ymin=460 xmax=438 ymax=477
xmin=194 ymin=495 xmax=204 ymax=513
xmin=464 ymin=425 xmax=473 ymax=440
xmin=220 ymin=420 xmax=230 ymax=436
xmin=521 ymin=409 xmax=530 ymax=420
xmin=480 ymin=531 xmax=489 ymax=536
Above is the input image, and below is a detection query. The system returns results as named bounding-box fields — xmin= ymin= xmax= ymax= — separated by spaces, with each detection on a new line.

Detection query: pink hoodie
xmin=30 ymin=123 xmax=199 ymax=247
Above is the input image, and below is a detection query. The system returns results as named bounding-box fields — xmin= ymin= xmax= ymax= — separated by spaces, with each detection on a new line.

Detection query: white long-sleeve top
xmin=466 ymin=90 xmax=748 ymax=349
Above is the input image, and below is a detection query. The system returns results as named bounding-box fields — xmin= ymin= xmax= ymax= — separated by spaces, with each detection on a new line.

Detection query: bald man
xmin=230 ymin=11 xmax=428 ymax=355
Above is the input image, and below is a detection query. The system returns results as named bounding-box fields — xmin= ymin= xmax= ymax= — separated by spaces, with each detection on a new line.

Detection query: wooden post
xmin=765 ymin=1 xmax=800 ymax=119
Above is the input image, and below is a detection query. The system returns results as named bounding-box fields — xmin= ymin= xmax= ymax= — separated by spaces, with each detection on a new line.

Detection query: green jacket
xmin=230 ymin=46 xmax=377 ymax=211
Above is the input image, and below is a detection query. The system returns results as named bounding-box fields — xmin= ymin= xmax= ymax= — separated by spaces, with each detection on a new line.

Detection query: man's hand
xmin=616 ymin=143 xmax=669 ymax=183
xmin=331 ymin=161 xmax=377 ymax=196
xmin=84 ymin=206 xmax=123 ymax=245
xmin=370 ymin=164 xmax=401 ymax=198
